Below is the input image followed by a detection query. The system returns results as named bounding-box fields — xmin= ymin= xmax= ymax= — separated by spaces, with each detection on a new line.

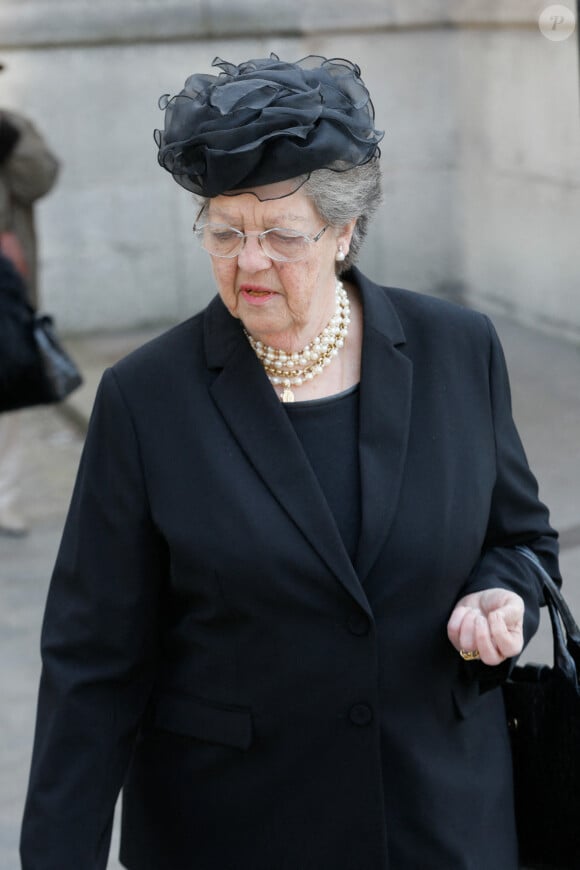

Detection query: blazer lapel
xmin=204 ymin=296 xmax=371 ymax=615
xmin=350 ymin=269 xmax=413 ymax=584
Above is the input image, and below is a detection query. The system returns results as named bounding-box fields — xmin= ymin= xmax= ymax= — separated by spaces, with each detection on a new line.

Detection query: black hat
xmin=155 ymin=54 xmax=384 ymax=199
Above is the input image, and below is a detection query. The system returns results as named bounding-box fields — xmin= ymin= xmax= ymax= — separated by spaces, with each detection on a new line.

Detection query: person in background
xmin=0 ymin=59 xmax=59 ymax=536
xmin=21 ymin=54 xmax=559 ymax=868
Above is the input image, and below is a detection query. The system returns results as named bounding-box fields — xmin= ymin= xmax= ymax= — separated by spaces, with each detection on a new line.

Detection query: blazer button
xmin=349 ymin=703 xmax=373 ymax=726
xmin=347 ymin=613 xmax=370 ymax=636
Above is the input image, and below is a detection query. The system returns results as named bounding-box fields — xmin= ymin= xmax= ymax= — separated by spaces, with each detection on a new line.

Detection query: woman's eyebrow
xmin=268 ymin=214 xmax=307 ymax=225
xmin=208 ymin=208 xmax=307 ymax=225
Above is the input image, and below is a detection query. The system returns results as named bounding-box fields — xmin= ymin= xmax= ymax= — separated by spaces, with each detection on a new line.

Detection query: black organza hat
xmin=155 ymin=54 xmax=384 ymax=199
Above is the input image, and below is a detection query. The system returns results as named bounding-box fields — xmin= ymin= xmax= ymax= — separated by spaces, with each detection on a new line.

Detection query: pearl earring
xmin=336 ymin=247 xmax=346 ymax=262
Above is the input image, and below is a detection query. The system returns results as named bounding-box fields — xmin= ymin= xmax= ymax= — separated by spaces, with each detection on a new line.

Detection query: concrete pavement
xmin=1 ymin=315 xmax=579 ymax=869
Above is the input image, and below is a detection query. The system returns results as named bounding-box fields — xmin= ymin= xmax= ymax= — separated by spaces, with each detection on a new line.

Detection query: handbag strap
xmin=515 ymin=545 xmax=580 ymax=641
xmin=515 ymin=545 xmax=580 ymax=686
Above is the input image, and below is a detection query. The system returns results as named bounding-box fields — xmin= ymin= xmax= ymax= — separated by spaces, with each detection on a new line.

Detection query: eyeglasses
xmin=192 ymin=210 xmax=329 ymax=262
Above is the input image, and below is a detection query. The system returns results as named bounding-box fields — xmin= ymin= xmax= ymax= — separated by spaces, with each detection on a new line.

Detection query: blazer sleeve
xmin=459 ymin=317 xmax=560 ymax=678
xmin=21 ymin=368 xmax=167 ymax=869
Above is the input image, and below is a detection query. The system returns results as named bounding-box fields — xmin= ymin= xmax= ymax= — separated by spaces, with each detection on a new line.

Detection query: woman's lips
xmin=239 ymin=285 xmax=277 ymax=305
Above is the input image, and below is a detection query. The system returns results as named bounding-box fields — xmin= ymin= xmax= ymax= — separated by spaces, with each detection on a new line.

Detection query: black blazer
xmin=21 ymin=267 xmax=559 ymax=870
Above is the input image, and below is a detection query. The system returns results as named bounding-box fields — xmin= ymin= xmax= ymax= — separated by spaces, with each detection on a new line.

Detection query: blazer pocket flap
xmin=153 ymin=693 xmax=253 ymax=750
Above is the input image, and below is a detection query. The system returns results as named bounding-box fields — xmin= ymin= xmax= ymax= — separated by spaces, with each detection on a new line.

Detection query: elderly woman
xmin=21 ymin=55 xmax=559 ymax=869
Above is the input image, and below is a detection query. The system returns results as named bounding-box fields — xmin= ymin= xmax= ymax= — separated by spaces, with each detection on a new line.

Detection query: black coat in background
xmin=0 ymin=250 xmax=25 ymax=297
xmin=21 ymin=267 xmax=559 ymax=869
xmin=0 ymin=251 xmax=34 ymax=411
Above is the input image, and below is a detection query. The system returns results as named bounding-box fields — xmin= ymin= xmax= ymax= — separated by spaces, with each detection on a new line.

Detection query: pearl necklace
xmin=245 ymin=279 xmax=351 ymax=402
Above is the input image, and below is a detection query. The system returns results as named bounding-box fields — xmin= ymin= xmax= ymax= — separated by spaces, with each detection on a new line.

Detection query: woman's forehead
xmin=208 ymin=189 xmax=317 ymax=225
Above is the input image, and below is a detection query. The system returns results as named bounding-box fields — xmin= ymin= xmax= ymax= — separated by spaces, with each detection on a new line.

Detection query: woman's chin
xmin=238 ymin=305 xmax=286 ymax=342
xmin=241 ymin=316 xmax=296 ymax=349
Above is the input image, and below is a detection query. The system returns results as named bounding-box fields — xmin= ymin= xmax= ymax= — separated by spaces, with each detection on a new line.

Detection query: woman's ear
xmin=336 ymin=219 xmax=357 ymax=262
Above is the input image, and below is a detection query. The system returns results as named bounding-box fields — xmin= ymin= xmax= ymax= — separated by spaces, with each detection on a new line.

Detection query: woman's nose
xmin=236 ymin=235 xmax=272 ymax=271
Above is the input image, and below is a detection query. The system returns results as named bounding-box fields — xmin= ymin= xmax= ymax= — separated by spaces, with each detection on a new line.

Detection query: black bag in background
xmin=503 ymin=547 xmax=580 ymax=869
xmin=0 ymin=254 xmax=82 ymax=412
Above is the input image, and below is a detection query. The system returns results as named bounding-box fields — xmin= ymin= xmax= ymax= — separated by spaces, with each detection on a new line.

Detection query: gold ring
xmin=460 ymin=648 xmax=481 ymax=661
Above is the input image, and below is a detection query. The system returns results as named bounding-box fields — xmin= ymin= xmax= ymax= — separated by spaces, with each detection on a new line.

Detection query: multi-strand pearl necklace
xmin=245 ymin=279 xmax=351 ymax=403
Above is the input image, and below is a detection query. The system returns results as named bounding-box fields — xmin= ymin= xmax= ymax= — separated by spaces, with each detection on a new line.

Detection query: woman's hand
xmin=447 ymin=588 xmax=525 ymax=666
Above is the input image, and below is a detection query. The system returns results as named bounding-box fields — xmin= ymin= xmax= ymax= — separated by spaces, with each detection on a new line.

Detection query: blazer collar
xmin=203 ymin=269 xmax=412 ymax=602
xmin=348 ymin=265 xmax=406 ymax=345
xmin=347 ymin=267 xmax=413 ymax=583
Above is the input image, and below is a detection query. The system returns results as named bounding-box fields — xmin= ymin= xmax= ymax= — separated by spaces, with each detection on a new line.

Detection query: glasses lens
xmin=196 ymin=224 xmax=243 ymax=258
xmin=261 ymin=229 xmax=310 ymax=261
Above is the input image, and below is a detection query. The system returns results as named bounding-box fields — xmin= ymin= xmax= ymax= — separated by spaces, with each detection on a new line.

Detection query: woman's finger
xmin=474 ymin=613 xmax=504 ymax=666
xmin=447 ymin=605 xmax=470 ymax=644
xmin=488 ymin=609 xmax=524 ymax=657
xmin=457 ymin=608 xmax=479 ymax=654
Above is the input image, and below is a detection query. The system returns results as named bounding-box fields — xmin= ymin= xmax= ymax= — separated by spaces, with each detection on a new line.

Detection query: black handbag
xmin=0 ymin=261 xmax=82 ymax=412
xmin=503 ymin=547 xmax=580 ymax=869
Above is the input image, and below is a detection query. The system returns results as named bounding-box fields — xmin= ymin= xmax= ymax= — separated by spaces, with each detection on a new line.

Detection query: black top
xmin=284 ymin=384 xmax=361 ymax=562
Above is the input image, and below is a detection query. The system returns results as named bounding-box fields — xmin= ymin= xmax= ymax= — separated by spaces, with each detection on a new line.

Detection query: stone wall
xmin=1 ymin=1 xmax=579 ymax=338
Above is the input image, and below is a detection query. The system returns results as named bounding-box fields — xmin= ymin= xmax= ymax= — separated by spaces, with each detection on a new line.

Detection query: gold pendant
xmin=280 ymin=387 xmax=295 ymax=403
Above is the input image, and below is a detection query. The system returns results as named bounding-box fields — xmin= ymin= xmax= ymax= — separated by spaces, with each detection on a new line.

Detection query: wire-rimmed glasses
xmin=192 ymin=210 xmax=329 ymax=262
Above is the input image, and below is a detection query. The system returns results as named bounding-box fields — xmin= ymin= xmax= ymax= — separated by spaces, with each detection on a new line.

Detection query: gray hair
xmin=303 ymin=160 xmax=383 ymax=273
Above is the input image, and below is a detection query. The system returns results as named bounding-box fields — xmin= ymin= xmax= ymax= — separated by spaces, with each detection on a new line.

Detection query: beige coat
xmin=0 ymin=109 xmax=59 ymax=308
